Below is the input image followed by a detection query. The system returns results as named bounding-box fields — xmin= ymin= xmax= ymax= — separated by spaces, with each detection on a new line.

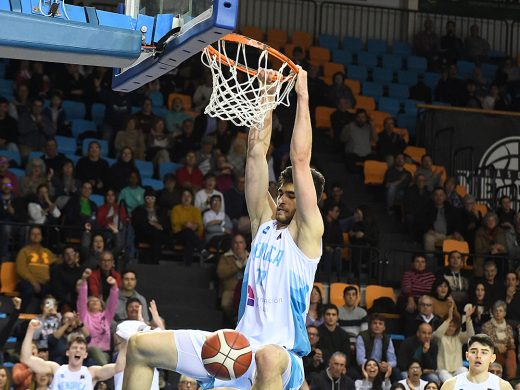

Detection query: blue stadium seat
xmin=392 ymin=41 xmax=412 ymax=56
xmin=9 ymin=167 xmax=24 ymax=179
xmin=0 ymin=150 xmax=21 ymax=166
xmin=382 ymin=54 xmax=403 ymax=71
xmin=71 ymin=119 xmax=97 ymax=139
xmin=131 ymin=106 xmax=141 ymax=114
xmin=481 ymin=63 xmax=498 ymax=80
xmin=404 ymin=99 xmax=420 ymax=115
xmin=357 ymin=51 xmax=378 ymax=68
xmin=367 ymin=39 xmax=387 ymax=54
xmin=65 ymin=154 xmax=81 ymax=165
xmin=27 ymin=151 xmax=42 ymax=163
xmin=159 ymin=162 xmax=181 ymax=180
xmin=489 ymin=50 xmax=506 ymax=59
xmin=398 ymin=70 xmax=418 ymax=86
xmin=397 ymin=114 xmax=417 ymax=136
xmin=82 ymin=138 xmax=109 ymax=157
xmin=62 ymin=100 xmax=86 ymax=120
xmin=343 ymin=36 xmax=364 ymax=53
xmin=332 ymin=49 xmax=353 ymax=66
xmin=105 ymin=157 xmax=116 ymax=166
xmin=135 ymin=159 xmax=154 ymax=179
xmin=142 ymin=178 xmax=164 ymax=191
xmin=378 ymin=97 xmax=400 ymax=116
xmin=423 ymin=72 xmax=441 ymax=90
xmin=55 ymin=136 xmax=77 ymax=154
xmin=407 ymin=56 xmax=427 ymax=72
xmin=154 ymin=107 xmax=169 ymax=118
xmin=347 ymin=65 xmax=368 ymax=81
xmin=91 ymin=103 xmax=106 ymax=124
xmin=318 ymin=34 xmax=339 ymax=51
xmin=388 ymin=83 xmax=410 ymax=99
xmin=90 ymin=194 xmax=104 ymax=207
xmin=0 ymin=79 xmax=13 ymax=95
xmin=362 ymin=82 xmax=384 ymax=98
xmin=456 ymin=60 xmax=476 ymax=78
xmin=372 ymin=68 xmax=393 ymax=84
xmin=149 ymin=91 xmax=164 ymax=108
xmin=0 ymin=63 xmax=5 ymax=79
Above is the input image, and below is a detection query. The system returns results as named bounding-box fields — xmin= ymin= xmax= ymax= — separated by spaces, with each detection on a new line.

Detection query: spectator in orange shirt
xmin=171 ymin=189 xmax=203 ymax=266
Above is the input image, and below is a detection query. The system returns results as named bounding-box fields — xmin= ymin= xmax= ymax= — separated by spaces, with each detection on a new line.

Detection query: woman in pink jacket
xmin=76 ymin=268 xmax=118 ymax=365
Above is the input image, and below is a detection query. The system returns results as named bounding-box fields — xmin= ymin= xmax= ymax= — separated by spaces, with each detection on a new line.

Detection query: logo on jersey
xmin=262 ymin=225 xmax=271 ymax=234
xmin=247 ymin=286 xmax=255 ymax=306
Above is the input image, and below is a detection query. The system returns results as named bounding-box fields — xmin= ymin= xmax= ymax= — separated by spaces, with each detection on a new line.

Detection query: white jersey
xmin=114 ymin=369 xmax=159 ymax=390
xmin=51 ymin=365 xmax=93 ymax=390
xmin=453 ymin=372 xmax=501 ymax=389
xmin=236 ymin=220 xmax=320 ymax=357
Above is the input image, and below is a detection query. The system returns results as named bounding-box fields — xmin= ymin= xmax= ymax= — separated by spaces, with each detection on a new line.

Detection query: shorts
xmin=173 ymin=330 xmax=304 ymax=390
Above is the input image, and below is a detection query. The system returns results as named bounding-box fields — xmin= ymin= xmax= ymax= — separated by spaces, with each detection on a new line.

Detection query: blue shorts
xmin=173 ymin=330 xmax=304 ymax=390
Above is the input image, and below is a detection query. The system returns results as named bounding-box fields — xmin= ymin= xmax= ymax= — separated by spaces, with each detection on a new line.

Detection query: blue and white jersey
xmin=51 ymin=365 xmax=92 ymax=390
xmin=236 ymin=220 xmax=321 ymax=357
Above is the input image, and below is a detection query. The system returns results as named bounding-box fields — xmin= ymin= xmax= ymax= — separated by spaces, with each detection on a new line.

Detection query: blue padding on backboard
xmin=96 ymin=9 xmax=132 ymax=29
xmin=0 ymin=1 xmax=11 ymax=11
xmin=136 ymin=13 xmax=153 ymax=45
xmin=0 ymin=10 xmax=141 ymax=67
xmin=153 ymin=13 xmax=174 ymax=43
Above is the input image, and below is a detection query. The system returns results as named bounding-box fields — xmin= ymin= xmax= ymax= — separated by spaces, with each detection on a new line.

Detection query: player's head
xmin=275 ymin=166 xmax=325 ymax=225
xmin=66 ymin=336 xmax=88 ymax=367
xmin=466 ymin=334 xmax=496 ymax=374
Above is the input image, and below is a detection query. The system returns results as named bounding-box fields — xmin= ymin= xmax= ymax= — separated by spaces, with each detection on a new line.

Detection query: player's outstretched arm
xmin=245 ymin=70 xmax=277 ymax=236
xmin=290 ymin=68 xmax=324 ymax=258
xmin=90 ymin=340 xmax=127 ymax=382
xmin=21 ymin=320 xmax=59 ymax=375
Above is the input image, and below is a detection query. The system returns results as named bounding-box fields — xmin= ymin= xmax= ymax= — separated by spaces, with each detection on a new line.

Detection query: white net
xmin=201 ymin=37 xmax=297 ymax=129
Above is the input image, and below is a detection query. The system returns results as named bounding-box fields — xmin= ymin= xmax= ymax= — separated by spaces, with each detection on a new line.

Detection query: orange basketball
xmin=201 ymin=329 xmax=253 ymax=380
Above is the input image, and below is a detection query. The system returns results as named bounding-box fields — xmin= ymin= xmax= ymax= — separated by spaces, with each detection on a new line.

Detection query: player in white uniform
xmin=441 ymin=334 xmax=512 ymax=390
xmin=122 ymin=67 xmax=325 ymax=390
xmin=21 ymin=319 xmax=126 ymax=389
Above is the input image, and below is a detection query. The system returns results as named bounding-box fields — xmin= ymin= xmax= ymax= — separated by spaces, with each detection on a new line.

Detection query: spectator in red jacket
xmin=87 ymin=251 xmax=122 ymax=300
xmin=176 ymin=150 xmax=204 ymax=191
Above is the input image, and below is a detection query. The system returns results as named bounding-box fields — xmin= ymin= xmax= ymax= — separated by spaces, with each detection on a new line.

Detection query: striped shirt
xmin=400 ymin=270 xmax=436 ymax=299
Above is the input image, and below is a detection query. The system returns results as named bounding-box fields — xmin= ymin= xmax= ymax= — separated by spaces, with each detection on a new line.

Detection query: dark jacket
xmin=64 ymin=194 xmax=98 ymax=227
xmin=417 ymin=201 xmax=461 ymax=236
xmin=318 ymin=324 xmax=353 ymax=367
xmin=75 ymin=157 xmax=110 ymax=194
xmin=50 ymin=262 xmax=85 ymax=307
xmin=404 ymin=313 xmax=442 ymax=337
xmin=310 ymin=369 xmax=355 ymax=390
xmin=397 ymin=335 xmax=438 ymax=372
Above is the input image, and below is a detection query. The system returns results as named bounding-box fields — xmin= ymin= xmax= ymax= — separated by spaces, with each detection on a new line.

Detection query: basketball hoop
xmin=201 ymin=33 xmax=299 ymax=128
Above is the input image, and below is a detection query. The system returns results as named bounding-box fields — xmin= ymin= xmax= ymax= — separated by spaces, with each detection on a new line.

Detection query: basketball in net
xmin=201 ymin=329 xmax=253 ymax=380
xmin=201 ymin=33 xmax=299 ymax=129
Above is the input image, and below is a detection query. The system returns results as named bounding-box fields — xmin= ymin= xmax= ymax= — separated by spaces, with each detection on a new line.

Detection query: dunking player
xmin=122 ymin=67 xmax=325 ymax=390
xmin=441 ymin=334 xmax=512 ymax=390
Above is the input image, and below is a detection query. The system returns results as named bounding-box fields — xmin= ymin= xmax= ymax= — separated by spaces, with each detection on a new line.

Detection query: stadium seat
xmin=370 ymin=110 xmax=391 ymax=131
xmin=362 ymin=82 xmax=384 ymax=98
xmin=0 ymin=79 xmax=14 ymax=95
xmin=378 ymin=97 xmax=400 ymax=116
xmin=392 ymin=41 xmax=412 ymax=56
xmin=481 ymin=63 xmax=498 ymax=80
xmin=365 ymin=285 xmax=395 ymax=310
xmin=475 ymin=203 xmax=488 ymax=216
xmin=0 ymin=63 xmax=5 ymax=79
xmin=55 ymin=136 xmax=77 ymax=154
xmin=407 ymin=56 xmax=427 ymax=72
xmin=404 ymin=146 xmax=426 ymax=164
xmin=432 ymin=165 xmax=447 ymax=184
xmin=149 ymin=91 xmax=164 ymax=108
xmin=345 ymin=79 xmax=361 ymax=95
xmin=382 ymin=54 xmax=403 ymax=71
xmin=134 ymin=159 xmax=154 ymax=179
xmin=442 ymin=239 xmax=470 ymax=267
xmin=318 ymin=34 xmax=339 ymax=51
xmin=330 ymin=283 xmax=360 ymax=307
xmin=0 ymin=262 xmax=19 ymax=296
xmin=82 ymin=138 xmax=109 ymax=157
xmin=455 ymin=184 xmax=467 ymax=198
xmin=356 ymin=96 xmax=376 ymax=111
xmin=71 ymin=119 xmax=97 ymax=139
xmin=343 ymin=36 xmax=364 ymax=53
xmin=394 ymin=127 xmax=410 ymax=144
xmin=347 ymin=65 xmax=368 ymax=81
xmin=332 ymin=49 xmax=353 ymax=66
xmin=319 ymin=76 xmax=333 ymax=85
xmin=291 ymin=31 xmax=313 ymax=50
xmin=397 ymin=114 xmax=417 ymax=136
xmin=315 ymin=106 xmax=336 ymax=129
xmin=168 ymin=93 xmax=192 ymax=111
xmin=62 ymin=100 xmax=86 ymax=120
xmin=404 ymin=99 xmax=419 ymax=115
xmin=357 ymin=51 xmax=378 ymax=68
xmin=142 ymin=178 xmax=164 ymax=190
xmin=90 ymin=194 xmax=104 ymax=207
xmin=398 ymin=70 xmax=418 ymax=86
xmin=267 ymin=28 xmax=288 ymax=49
xmin=283 ymin=44 xmax=296 ymax=57
xmin=423 ymin=72 xmax=441 ymax=90
xmin=91 ymin=103 xmax=106 ymax=124
xmin=367 ymin=39 xmax=387 ymax=54
xmin=309 ymin=46 xmax=331 ymax=66
xmin=105 ymin=157 xmax=116 ymax=166
xmin=241 ymin=26 xmax=263 ymax=41
xmin=0 ymin=150 xmax=21 ymax=166
xmin=65 ymin=154 xmax=80 ymax=165
xmin=456 ymin=60 xmax=476 ymax=78
xmin=323 ymin=62 xmax=345 ymax=77
xmin=342 ymin=232 xmax=350 ymax=261
xmin=403 ymin=163 xmax=417 ymax=176
xmin=9 ymin=168 xmax=24 ymax=180
xmin=388 ymin=83 xmax=409 ymax=99
xmin=372 ymin=68 xmax=393 ymax=84
xmin=363 ymin=160 xmax=387 ymax=185
xmin=159 ymin=161 xmax=181 ymax=180
xmin=27 ymin=151 xmax=41 ymax=163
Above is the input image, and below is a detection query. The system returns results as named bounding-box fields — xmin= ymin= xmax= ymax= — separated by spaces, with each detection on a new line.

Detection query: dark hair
xmin=323 ymin=303 xmax=338 ymax=315
xmin=355 ymin=108 xmax=368 ymax=116
xmin=122 ymin=269 xmax=137 ymax=278
xmin=0 ymin=97 xmax=9 ymax=105
xmin=411 ymin=252 xmax=426 ymax=262
xmin=67 ymin=335 xmax=88 ymax=349
xmin=424 ymin=381 xmax=439 ymax=390
xmin=448 ymin=250 xmax=462 ymax=261
xmin=278 ymin=166 xmax=325 ymax=201
xmin=325 ymin=203 xmax=340 ymax=214
xmin=88 ymin=140 xmax=101 ymax=150
xmin=390 ymin=384 xmax=406 ymax=390
xmin=204 ymin=172 xmax=217 ymax=180
xmin=469 ymin=281 xmax=491 ymax=311
xmin=364 ymin=359 xmax=384 ymax=390
xmin=369 ymin=313 xmax=386 ymax=325
xmin=210 ymin=194 xmax=222 ymax=204
xmin=311 ymin=286 xmax=323 ymax=318
xmin=163 ymin=173 xmax=176 ymax=183
xmin=468 ymin=333 xmax=495 ymax=351
xmin=0 ymin=365 xmax=11 ymax=390
xmin=126 ymin=297 xmax=142 ymax=309
xmin=431 ymin=277 xmax=452 ymax=300
xmin=343 ymin=285 xmax=358 ymax=296
xmin=406 ymin=359 xmax=422 ymax=371
xmin=36 ymin=183 xmax=50 ymax=194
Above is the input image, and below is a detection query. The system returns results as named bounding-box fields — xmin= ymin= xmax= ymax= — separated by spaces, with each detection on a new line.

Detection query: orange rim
xmin=205 ymin=33 xmax=299 ymax=79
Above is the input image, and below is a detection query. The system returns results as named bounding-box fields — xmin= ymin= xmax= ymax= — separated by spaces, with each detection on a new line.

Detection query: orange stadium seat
xmin=0 ymin=262 xmax=19 ymax=296
xmin=475 ymin=203 xmax=488 ymax=216
xmin=356 ymin=96 xmax=376 ymax=111
xmin=267 ymin=28 xmax=288 ymax=49
xmin=364 ymin=160 xmax=387 ymax=185
xmin=323 ymin=62 xmax=345 ymax=77
xmin=315 ymin=106 xmax=336 ymax=129
xmin=432 ymin=165 xmax=447 ymax=184
xmin=241 ymin=26 xmax=264 ymax=41
xmin=455 ymin=184 xmax=467 ymax=198
xmin=442 ymin=239 xmax=470 ymax=267
xmin=320 ymin=76 xmax=333 ymax=85
xmin=365 ymin=285 xmax=395 ymax=310
xmin=369 ymin=110 xmax=391 ymax=132
xmin=342 ymin=232 xmax=350 ymax=262
xmin=346 ymin=79 xmax=361 ymax=96
xmin=168 ymin=93 xmax=192 ymax=111
xmin=283 ymin=43 xmax=296 ymax=57
xmin=404 ymin=146 xmax=427 ymax=164
xmin=309 ymin=46 xmax=331 ymax=66
xmin=394 ymin=127 xmax=410 ymax=144
xmin=330 ymin=283 xmax=360 ymax=307
xmin=291 ymin=31 xmax=313 ymax=50
xmin=404 ymin=163 xmax=417 ymax=176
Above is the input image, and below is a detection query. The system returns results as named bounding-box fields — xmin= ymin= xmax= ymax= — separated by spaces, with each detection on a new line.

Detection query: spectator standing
xmin=0 ymin=96 xmax=19 ymax=153
xmin=459 ymin=194 xmax=482 ymax=249
xmin=404 ymin=174 xmax=431 ymax=238
xmin=42 ymin=92 xmax=68 ymax=137
xmin=463 ymin=282 xmax=491 ymax=333
xmin=0 ymin=176 xmax=26 ymax=262
xmin=40 ymin=138 xmax=66 ymax=175
xmin=440 ymin=21 xmax=463 ymax=64
xmin=413 ymin=19 xmax=440 ymax=63
xmin=435 ymin=251 xmax=470 ymax=308
xmin=319 ymin=305 xmax=355 ymax=369
xmin=331 ymin=98 xmax=355 ymax=142
xmin=321 ymin=204 xmax=344 ymax=282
